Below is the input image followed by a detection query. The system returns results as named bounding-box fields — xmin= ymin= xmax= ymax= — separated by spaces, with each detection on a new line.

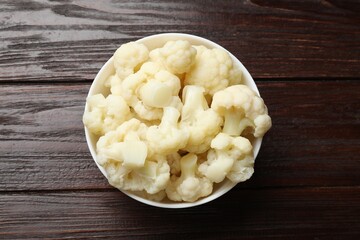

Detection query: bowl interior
xmin=84 ymin=33 xmax=262 ymax=208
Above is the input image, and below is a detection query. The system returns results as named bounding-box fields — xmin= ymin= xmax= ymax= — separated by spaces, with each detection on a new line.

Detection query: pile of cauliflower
xmin=83 ymin=40 xmax=272 ymax=202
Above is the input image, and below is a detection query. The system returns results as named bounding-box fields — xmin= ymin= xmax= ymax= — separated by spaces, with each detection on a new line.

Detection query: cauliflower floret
xmin=180 ymin=85 xmax=223 ymax=153
xmin=149 ymin=40 xmax=197 ymax=75
xmin=105 ymin=156 xmax=170 ymax=194
xmin=96 ymin=118 xmax=148 ymax=166
xmin=184 ymin=46 xmax=241 ymax=96
xmin=97 ymin=118 xmax=170 ymax=194
xmin=228 ymin=67 xmax=242 ymax=86
xmin=121 ymin=62 xmax=182 ymax=121
xmin=113 ymin=42 xmax=149 ymax=79
xmin=139 ymin=70 xmax=181 ymax=108
xmin=211 ymin=85 xmax=272 ymax=137
xmin=147 ymin=107 xmax=189 ymax=156
xmin=100 ymin=131 xmax=148 ymax=169
xmin=104 ymin=73 xmax=122 ymax=90
xmin=166 ymin=153 xmax=213 ymax=202
xmin=83 ymin=94 xmax=131 ymax=135
xmin=120 ymin=62 xmax=159 ymax=103
xmin=132 ymin=190 xmax=167 ymax=202
xmin=199 ymin=133 xmax=253 ymax=183
xmin=227 ymin=155 xmax=254 ymax=183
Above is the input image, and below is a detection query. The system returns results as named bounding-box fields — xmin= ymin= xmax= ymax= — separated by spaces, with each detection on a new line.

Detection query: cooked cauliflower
xmin=96 ymin=118 xmax=170 ymax=194
xmin=105 ymin=156 xmax=170 ymax=194
xmin=121 ymin=62 xmax=182 ymax=121
xmin=227 ymin=155 xmax=254 ymax=183
xmin=184 ymin=46 xmax=241 ymax=96
xmin=167 ymin=152 xmax=181 ymax=176
xmin=166 ymin=153 xmax=213 ymax=202
xmin=212 ymin=84 xmax=272 ymax=138
xmin=180 ymin=85 xmax=222 ymax=153
xmin=104 ymin=73 xmax=122 ymax=90
xmin=83 ymin=94 xmax=131 ymax=135
xmin=96 ymin=118 xmax=148 ymax=166
xmin=139 ymin=70 xmax=181 ymax=108
xmin=199 ymin=132 xmax=254 ymax=183
xmin=229 ymin=67 xmax=242 ymax=86
xmin=84 ymin=39 xmax=272 ymax=203
xmin=147 ymin=107 xmax=189 ymax=156
xmin=132 ymin=190 xmax=167 ymax=202
xmin=113 ymin=42 xmax=149 ymax=79
xmin=150 ymin=40 xmax=197 ymax=74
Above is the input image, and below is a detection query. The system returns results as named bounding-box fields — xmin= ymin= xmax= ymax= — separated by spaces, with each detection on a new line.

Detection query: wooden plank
xmin=0 ymin=0 xmax=359 ymax=82
xmin=254 ymin=80 xmax=360 ymax=188
xmin=0 ymin=81 xmax=359 ymax=191
xmin=0 ymin=84 xmax=110 ymax=190
xmin=0 ymin=187 xmax=359 ymax=239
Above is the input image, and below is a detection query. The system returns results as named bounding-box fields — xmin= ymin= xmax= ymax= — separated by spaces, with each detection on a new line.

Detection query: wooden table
xmin=1 ymin=1 xmax=359 ymax=239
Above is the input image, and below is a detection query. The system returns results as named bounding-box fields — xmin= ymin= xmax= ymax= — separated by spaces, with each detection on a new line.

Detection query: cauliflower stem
xmin=222 ymin=109 xmax=254 ymax=136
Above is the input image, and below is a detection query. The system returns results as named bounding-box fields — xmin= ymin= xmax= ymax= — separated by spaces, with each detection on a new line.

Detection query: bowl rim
xmin=84 ymin=33 xmax=263 ymax=208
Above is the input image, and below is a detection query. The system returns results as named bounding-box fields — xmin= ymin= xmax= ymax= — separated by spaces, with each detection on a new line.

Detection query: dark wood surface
xmin=0 ymin=0 xmax=359 ymax=239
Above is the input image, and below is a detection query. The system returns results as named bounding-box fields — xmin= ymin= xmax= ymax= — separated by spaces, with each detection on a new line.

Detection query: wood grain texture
xmin=0 ymin=0 xmax=359 ymax=82
xmin=1 ymin=81 xmax=359 ymax=191
xmin=0 ymin=84 xmax=109 ymax=190
xmin=1 ymin=187 xmax=359 ymax=239
xmin=1 ymin=1 xmax=360 ymax=239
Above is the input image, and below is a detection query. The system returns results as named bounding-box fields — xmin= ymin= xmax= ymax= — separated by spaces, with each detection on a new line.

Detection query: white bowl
xmin=84 ymin=33 xmax=262 ymax=208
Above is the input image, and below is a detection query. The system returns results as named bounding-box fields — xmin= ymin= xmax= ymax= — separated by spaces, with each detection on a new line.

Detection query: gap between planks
xmin=1 ymin=185 xmax=359 ymax=195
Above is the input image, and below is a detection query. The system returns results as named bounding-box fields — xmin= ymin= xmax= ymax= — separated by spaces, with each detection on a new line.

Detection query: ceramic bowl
xmin=84 ymin=33 xmax=262 ymax=208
